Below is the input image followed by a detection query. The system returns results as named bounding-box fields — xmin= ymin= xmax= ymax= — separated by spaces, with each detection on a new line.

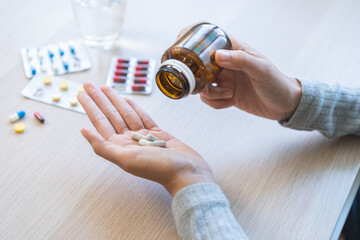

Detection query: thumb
xmin=215 ymin=49 xmax=264 ymax=75
xmin=81 ymin=128 xmax=124 ymax=165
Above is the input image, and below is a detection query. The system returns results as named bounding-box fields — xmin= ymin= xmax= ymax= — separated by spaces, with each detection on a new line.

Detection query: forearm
xmin=280 ymin=78 xmax=360 ymax=138
xmin=172 ymin=183 xmax=248 ymax=240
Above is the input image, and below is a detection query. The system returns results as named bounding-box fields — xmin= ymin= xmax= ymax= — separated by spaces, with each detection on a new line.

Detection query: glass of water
xmin=71 ymin=0 xmax=126 ymax=48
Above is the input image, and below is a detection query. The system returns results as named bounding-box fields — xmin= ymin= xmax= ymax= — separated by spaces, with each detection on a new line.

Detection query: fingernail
xmin=216 ymin=50 xmax=230 ymax=62
xmin=222 ymin=90 xmax=232 ymax=98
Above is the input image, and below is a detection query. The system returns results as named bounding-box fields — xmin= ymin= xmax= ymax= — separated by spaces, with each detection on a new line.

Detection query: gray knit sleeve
xmin=280 ymin=78 xmax=360 ymax=138
xmin=172 ymin=183 xmax=248 ymax=240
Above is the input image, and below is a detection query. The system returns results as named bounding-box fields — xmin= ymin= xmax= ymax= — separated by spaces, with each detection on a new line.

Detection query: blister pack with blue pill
xmin=20 ymin=40 xmax=91 ymax=78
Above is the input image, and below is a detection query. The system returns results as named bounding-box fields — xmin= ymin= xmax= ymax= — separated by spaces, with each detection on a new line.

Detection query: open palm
xmin=78 ymin=83 xmax=213 ymax=196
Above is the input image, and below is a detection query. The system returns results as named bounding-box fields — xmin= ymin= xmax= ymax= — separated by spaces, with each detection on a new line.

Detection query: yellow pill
xmin=77 ymin=85 xmax=85 ymax=93
xmin=70 ymin=97 xmax=78 ymax=107
xmin=52 ymin=92 xmax=61 ymax=102
xmin=59 ymin=81 xmax=68 ymax=91
xmin=14 ymin=123 xmax=25 ymax=134
xmin=43 ymin=76 xmax=52 ymax=85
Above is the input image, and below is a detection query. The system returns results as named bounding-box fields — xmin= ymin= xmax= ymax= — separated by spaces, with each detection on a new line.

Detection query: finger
xmin=123 ymin=97 xmax=158 ymax=129
xmin=83 ymin=82 xmax=129 ymax=134
xmin=78 ymin=92 xmax=116 ymax=139
xmin=215 ymin=49 xmax=268 ymax=80
xmin=100 ymin=86 xmax=145 ymax=131
xmin=201 ymin=84 xmax=233 ymax=100
xmin=200 ymin=95 xmax=234 ymax=110
xmin=81 ymin=128 xmax=129 ymax=166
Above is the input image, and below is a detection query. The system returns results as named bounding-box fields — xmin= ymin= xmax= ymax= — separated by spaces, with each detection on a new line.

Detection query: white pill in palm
xmin=139 ymin=139 xmax=166 ymax=147
xmin=131 ymin=132 xmax=147 ymax=141
xmin=146 ymin=134 xmax=157 ymax=141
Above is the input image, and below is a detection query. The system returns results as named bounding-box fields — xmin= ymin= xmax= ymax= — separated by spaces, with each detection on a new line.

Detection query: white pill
xmin=38 ymin=50 xmax=44 ymax=59
xmin=146 ymin=134 xmax=157 ymax=141
xmin=52 ymin=63 xmax=59 ymax=73
xmin=41 ymin=64 xmax=47 ymax=72
xmin=139 ymin=139 xmax=166 ymax=147
xmin=131 ymin=132 xmax=147 ymax=141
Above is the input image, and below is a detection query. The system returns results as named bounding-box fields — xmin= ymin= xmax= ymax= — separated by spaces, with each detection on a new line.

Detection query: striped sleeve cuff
xmin=280 ymin=78 xmax=360 ymax=138
xmin=172 ymin=183 xmax=248 ymax=240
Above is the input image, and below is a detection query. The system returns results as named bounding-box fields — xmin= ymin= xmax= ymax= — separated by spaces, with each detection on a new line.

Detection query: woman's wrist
xmin=282 ymin=76 xmax=302 ymax=120
xmin=166 ymin=170 xmax=215 ymax=197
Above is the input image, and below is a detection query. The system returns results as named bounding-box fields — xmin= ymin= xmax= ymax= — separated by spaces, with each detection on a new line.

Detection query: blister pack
xmin=20 ymin=40 xmax=91 ymax=78
xmin=21 ymin=74 xmax=85 ymax=114
xmin=106 ymin=57 xmax=156 ymax=95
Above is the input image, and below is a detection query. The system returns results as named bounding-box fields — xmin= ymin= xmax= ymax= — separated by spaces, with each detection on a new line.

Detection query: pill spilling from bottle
xmin=131 ymin=132 xmax=166 ymax=147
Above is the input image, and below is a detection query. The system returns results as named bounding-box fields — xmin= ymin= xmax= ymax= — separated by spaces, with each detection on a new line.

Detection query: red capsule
xmin=134 ymin=71 xmax=147 ymax=77
xmin=117 ymin=58 xmax=130 ymax=64
xmin=134 ymin=77 xmax=147 ymax=84
xmin=132 ymin=84 xmax=146 ymax=91
xmin=137 ymin=60 xmax=149 ymax=65
xmin=34 ymin=112 xmax=45 ymax=124
xmin=115 ymin=70 xmax=128 ymax=76
xmin=116 ymin=63 xmax=129 ymax=70
xmin=113 ymin=76 xmax=127 ymax=83
xmin=135 ymin=65 xmax=148 ymax=71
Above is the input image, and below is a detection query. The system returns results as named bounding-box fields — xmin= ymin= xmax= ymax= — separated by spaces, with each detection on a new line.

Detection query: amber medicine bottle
xmin=156 ymin=22 xmax=232 ymax=99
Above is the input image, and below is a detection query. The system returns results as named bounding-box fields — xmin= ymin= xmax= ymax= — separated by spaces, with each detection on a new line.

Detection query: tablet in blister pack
xmin=106 ymin=57 xmax=156 ymax=95
xmin=21 ymin=74 xmax=85 ymax=114
xmin=20 ymin=40 xmax=91 ymax=78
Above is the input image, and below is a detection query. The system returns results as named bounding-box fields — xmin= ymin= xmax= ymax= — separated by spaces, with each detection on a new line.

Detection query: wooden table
xmin=1 ymin=0 xmax=359 ymax=239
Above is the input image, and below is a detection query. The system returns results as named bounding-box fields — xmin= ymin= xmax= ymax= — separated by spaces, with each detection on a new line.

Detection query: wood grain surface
xmin=0 ymin=0 xmax=359 ymax=239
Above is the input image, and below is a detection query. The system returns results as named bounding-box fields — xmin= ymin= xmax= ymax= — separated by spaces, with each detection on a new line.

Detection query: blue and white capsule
xmin=9 ymin=110 xmax=26 ymax=123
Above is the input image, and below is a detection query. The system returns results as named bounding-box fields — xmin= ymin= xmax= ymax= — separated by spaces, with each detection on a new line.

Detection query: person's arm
xmin=195 ymin=31 xmax=360 ymax=138
xmin=280 ymin=78 xmax=360 ymax=138
xmin=172 ymin=183 xmax=248 ymax=240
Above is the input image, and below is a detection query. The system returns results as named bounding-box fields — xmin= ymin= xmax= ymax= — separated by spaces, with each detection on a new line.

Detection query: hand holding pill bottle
xmin=174 ymin=23 xmax=303 ymax=120
xmin=78 ymin=83 xmax=214 ymax=197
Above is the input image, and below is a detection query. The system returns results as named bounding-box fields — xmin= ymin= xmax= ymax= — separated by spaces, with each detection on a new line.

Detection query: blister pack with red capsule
xmin=106 ymin=57 xmax=156 ymax=95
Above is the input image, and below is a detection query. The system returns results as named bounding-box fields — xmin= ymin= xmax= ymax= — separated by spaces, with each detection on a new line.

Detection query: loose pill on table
xmin=139 ymin=139 xmax=166 ymax=147
xmin=43 ymin=76 xmax=52 ymax=85
xmin=59 ymin=81 xmax=68 ymax=91
xmin=132 ymin=84 xmax=146 ymax=92
xmin=77 ymin=85 xmax=85 ymax=93
xmin=9 ymin=110 xmax=26 ymax=123
xmin=70 ymin=97 xmax=78 ymax=107
xmin=14 ymin=123 xmax=25 ymax=134
xmin=146 ymin=134 xmax=157 ymax=141
xmin=34 ymin=112 xmax=45 ymax=124
xmin=52 ymin=92 xmax=61 ymax=102
xmin=131 ymin=132 xmax=147 ymax=141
